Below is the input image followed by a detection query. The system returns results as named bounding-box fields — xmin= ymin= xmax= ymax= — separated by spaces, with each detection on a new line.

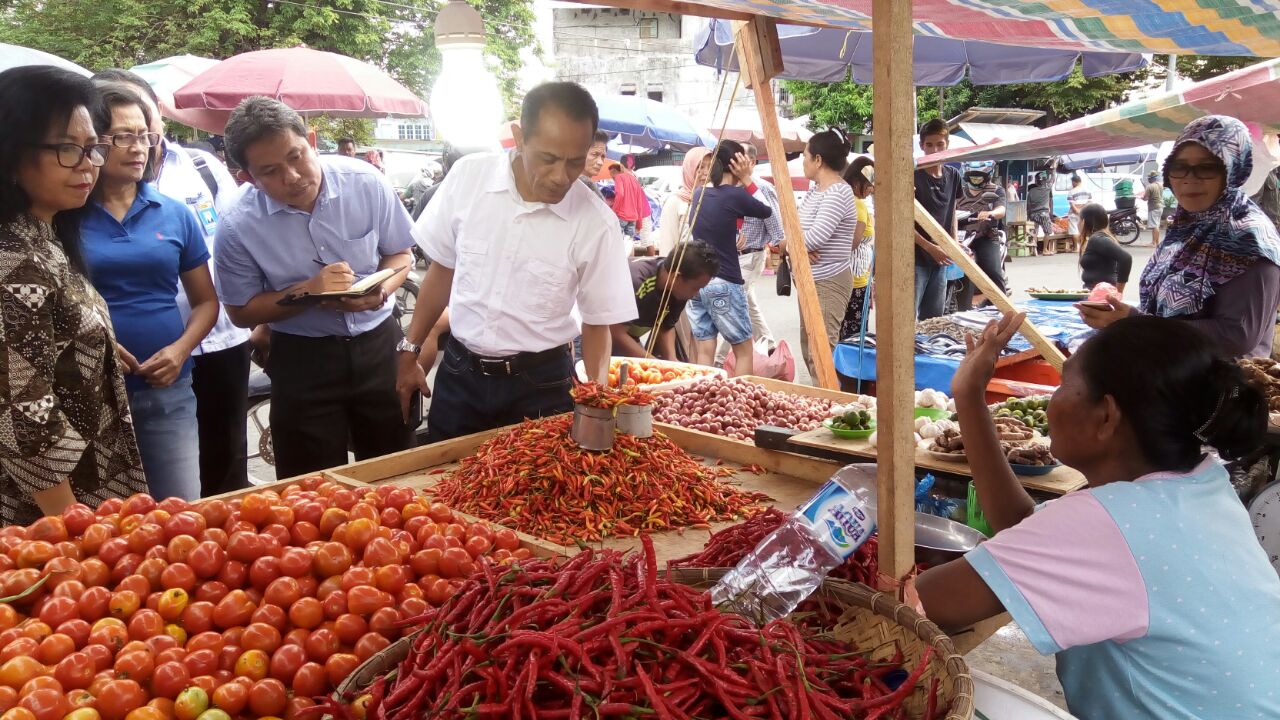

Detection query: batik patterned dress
xmin=0 ymin=215 xmax=146 ymax=525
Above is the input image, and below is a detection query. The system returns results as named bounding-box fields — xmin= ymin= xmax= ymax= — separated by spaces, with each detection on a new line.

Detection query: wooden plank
xmin=914 ymin=202 xmax=1068 ymax=371
xmin=733 ymin=19 xmax=839 ymax=390
xmin=871 ymin=0 xmax=917 ymax=582
xmin=786 ymin=427 xmax=1087 ymax=495
xmin=737 ymin=375 xmax=869 ymax=403
xmin=199 ymin=472 xmax=368 ymax=502
xmin=324 ymin=429 xmax=494 ymax=484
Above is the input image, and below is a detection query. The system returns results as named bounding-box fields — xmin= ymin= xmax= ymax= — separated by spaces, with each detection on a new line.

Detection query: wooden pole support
xmin=734 ymin=18 xmax=840 ymax=390
xmin=912 ymin=202 xmax=1068 ymax=370
xmin=870 ymin=0 xmax=917 ymax=584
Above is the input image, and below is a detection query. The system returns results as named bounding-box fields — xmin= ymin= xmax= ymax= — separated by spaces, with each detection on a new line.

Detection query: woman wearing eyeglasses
xmin=0 ymin=66 xmax=147 ymax=523
xmin=80 ymin=85 xmax=218 ymax=501
xmin=1079 ymin=115 xmax=1280 ymax=358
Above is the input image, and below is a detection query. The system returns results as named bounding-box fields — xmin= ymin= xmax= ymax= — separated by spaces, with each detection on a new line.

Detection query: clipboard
xmin=277 ymin=266 xmax=408 ymax=306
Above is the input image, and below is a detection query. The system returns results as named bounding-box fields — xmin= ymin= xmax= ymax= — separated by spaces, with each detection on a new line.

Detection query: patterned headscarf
xmin=1139 ymin=115 xmax=1280 ymax=317
xmin=678 ymin=147 xmax=711 ymax=204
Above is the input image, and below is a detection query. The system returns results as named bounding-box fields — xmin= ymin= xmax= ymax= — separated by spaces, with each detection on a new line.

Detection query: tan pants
xmin=799 ymin=270 xmax=854 ymax=379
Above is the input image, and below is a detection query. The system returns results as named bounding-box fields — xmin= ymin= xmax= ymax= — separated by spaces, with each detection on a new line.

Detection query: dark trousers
xmin=914 ymin=262 xmax=947 ymax=320
xmin=191 ymin=342 xmax=251 ymax=497
xmin=426 ymin=337 xmax=573 ymax=443
xmin=268 ymin=318 xmax=412 ymax=479
xmin=956 ymin=236 xmax=1009 ymax=311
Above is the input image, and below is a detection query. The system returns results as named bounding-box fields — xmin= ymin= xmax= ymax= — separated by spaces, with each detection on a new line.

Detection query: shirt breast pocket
xmin=344 ymin=230 xmax=380 ymax=274
xmin=524 ymin=258 xmax=573 ymax=320
xmin=455 ymin=230 xmax=489 ymax=294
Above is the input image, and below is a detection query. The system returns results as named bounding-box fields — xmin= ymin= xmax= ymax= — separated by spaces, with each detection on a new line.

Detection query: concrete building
xmin=550 ymin=7 xmax=788 ymax=123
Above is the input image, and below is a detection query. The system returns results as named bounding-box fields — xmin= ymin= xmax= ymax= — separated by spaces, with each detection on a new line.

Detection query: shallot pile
xmin=653 ymin=378 xmax=836 ymax=443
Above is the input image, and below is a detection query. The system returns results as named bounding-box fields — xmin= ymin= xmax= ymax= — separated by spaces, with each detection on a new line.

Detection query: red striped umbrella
xmin=172 ymin=47 xmax=426 ymax=125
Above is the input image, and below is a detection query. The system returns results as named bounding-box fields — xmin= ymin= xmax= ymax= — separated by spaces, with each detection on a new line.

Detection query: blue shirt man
xmin=213 ymin=97 xmax=416 ymax=478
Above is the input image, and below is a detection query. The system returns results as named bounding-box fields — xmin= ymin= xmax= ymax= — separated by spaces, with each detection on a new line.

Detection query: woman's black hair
xmin=806 ymin=128 xmax=850 ymax=172
xmin=0 ymin=65 xmax=99 ymax=274
xmin=91 ymin=83 xmax=156 ymax=183
xmin=844 ymin=156 xmax=874 ymax=195
xmin=708 ymin=139 xmax=745 ymax=187
xmin=1077 ymin=315 xmax=1266 ymax=468
xmin=1077 ymin=202 xmax=1112 ymax=255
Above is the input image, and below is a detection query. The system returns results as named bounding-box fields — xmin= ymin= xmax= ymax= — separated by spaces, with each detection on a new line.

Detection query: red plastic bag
xmin=723 ymin=339 xmax=795 ymax=382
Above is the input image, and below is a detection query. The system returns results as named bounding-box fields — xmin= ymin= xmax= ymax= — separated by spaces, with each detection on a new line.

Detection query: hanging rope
xmin=644 ymin=53 xmax=744 ymax=358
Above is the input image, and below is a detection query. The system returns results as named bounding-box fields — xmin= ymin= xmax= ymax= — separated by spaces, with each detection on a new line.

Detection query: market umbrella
xmin=593 ymin=95 xmax=715 ymax=151
xmin=693 ymin=20 xmax=1147 ymax=86
xmin=702 ymin=107 xmax=812 ymax=154
xmin=173 ymin=47 xmax=426 ymax=124
xmin=0 ymin=43 xmax=89 ymax=76
xmin=130 ymin=55 xmax=227 ymax=134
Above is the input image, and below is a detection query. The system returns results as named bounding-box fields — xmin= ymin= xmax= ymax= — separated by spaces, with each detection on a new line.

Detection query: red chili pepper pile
xmin=571 ymin=381 xmax=655 ymax=410
xmin=432 ymin=416 xmax=770 ymax=545
xmin=671 ymin=509 xmax=882 ymax=586
xmin=342 ymin=537 xmax=942 ymax=719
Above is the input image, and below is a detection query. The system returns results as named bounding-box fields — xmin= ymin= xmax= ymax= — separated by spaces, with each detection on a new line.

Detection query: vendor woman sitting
xmin=917 ymin=311 xmax=1280 ymax=719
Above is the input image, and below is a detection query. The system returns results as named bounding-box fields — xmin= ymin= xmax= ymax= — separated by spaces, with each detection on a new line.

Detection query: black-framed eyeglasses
xmin=1167 ymin=162 xmax=1224 ymax=180
xmin=102 ymin=132 xmax=161 ymax=149
xmin=35 ymin=143 xmax=111 ymax=169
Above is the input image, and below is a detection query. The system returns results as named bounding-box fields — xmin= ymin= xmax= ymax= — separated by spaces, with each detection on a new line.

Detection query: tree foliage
xmin=0 ymin=0 xmax=538 ymax=115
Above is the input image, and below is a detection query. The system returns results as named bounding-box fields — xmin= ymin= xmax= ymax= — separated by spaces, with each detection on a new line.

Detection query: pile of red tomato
xmin=0 ymin=478 xmax=527 ymax=720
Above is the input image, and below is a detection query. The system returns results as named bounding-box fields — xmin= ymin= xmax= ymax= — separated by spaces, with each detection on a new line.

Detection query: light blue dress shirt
xmin=213 ymin=154 xmax=415 ymax=337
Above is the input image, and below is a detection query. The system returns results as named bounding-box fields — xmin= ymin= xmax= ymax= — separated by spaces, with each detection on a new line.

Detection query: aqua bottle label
xmin=799 ymin=480 xmax=874 ymax=560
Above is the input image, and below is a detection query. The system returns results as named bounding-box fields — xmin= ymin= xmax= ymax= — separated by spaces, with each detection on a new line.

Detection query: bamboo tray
xmin=336 ymin=570 xmax=975 ymax=720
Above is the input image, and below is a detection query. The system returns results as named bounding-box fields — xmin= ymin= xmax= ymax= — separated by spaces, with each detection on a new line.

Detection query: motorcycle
xmin=1109 ymin=206 xmax=1141 ymax=245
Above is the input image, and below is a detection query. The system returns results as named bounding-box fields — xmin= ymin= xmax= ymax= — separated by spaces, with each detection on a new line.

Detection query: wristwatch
xmin=396 ymin=337 xmax=422 ymax=355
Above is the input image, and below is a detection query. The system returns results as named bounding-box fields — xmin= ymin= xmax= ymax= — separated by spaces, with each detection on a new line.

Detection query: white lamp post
xmin=431 ymin=0 xmax=503 ymax=149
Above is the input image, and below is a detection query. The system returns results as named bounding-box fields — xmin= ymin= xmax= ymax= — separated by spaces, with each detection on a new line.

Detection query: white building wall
xmin=550 ymin=9 xmax=783 ymax=121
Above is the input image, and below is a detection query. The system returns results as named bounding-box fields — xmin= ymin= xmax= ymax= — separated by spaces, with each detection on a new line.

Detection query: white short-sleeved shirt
xmin=155 ymin=144 xmax=251 ymax=355
xmin=413 ymin=151 xmax=637 ymax=357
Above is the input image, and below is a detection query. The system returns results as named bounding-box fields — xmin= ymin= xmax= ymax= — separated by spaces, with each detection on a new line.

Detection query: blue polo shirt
xmin=81 ymin=183 xmax=210 ymax=393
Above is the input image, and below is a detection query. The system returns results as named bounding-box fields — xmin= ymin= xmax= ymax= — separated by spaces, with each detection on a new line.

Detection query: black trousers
xmin=956 ymin=236 xmax=1009 ymax=311
xmin=191 ymin=342 xmax=251 ymax=497
xmin=425 ymin=338 xmax=573 ymax=444
xmin=268 ymin=318 xmax=412 ymax=479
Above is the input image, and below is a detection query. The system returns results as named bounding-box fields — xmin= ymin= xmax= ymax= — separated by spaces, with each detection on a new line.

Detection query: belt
xmin=451 ymin=339 xmax=569 ymax=377
xmin=739 ymin=248 xmax=763 ymax=256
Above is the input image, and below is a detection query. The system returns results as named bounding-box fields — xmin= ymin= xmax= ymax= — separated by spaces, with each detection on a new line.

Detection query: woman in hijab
xmin=1079 ymin=115 xmax=1280 ymax=358
xmin=655 ymin=148 xmax=712 ymax=256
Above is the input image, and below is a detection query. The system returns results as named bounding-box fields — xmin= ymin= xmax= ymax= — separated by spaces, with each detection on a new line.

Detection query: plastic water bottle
xmin=710 ymin=465 xmax=878 ymax=622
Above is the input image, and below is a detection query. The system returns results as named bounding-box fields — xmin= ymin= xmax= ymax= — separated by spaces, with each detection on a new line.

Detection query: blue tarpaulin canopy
xmin=593 ymin=95 xmax=716 ymax=151
xmin=693 ymin=19 xmax=1148 ymax=86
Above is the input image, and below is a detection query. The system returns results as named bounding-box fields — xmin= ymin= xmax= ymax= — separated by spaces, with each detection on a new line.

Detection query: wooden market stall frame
xmin=303 ymin=418 xmax=1008 ymax=653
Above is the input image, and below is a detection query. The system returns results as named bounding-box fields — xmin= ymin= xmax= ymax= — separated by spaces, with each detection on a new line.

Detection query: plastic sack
xmin=723 ymin=339 xmax=795 ymax=382
xmin=915 ymin=474 xmax=962 ymax=520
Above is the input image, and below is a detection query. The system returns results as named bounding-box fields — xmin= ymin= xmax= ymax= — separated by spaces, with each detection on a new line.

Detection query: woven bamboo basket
xmin=337 ymin=569 xmax=975 ymax=719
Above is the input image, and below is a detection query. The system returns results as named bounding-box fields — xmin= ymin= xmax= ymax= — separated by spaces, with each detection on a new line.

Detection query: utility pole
xmin=1165 ymin=54 xmax=1177 ymax=91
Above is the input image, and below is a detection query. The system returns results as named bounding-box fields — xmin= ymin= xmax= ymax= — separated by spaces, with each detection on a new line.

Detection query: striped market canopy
xmin=664 ymin=0 xmax=1280 ymax=57
xmin=918 ymin=57 xmax=1280 ymax=164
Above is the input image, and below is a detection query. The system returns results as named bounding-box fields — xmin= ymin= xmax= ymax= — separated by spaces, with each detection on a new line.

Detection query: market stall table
xmin=318 ymin=414 xmax=1011 ymax=652
xmin=784 ymin=428 xmax=1085 ymax=495
xmin=837 ymin=300 xmax=1089 ymax=395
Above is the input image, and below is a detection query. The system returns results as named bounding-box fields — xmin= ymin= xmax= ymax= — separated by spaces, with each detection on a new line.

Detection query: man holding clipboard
xmin=214 ymin=97 xmax=416 ymax=478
